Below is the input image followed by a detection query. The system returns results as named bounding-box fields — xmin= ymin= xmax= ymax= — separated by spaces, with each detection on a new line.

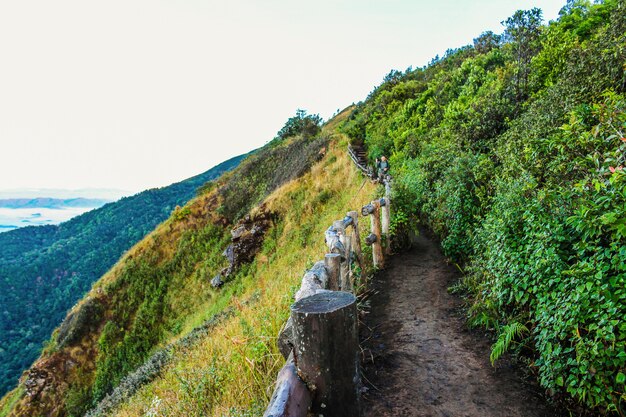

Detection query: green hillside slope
xmin=341 ymin=1 xmax=625 ymax=413
xmin=0 ymin=109 xmax=376 ymax=417
xmin=0 ymin=154 xmax=245 ymax=397
xmin=3 ymin=1 xmax=625 ymax=415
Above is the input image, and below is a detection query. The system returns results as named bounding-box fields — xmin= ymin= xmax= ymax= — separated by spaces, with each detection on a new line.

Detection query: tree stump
xmin=291 ymin=291 xmax=360 ymax=417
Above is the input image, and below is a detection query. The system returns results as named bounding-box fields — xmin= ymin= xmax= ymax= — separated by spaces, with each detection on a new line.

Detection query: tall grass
xmin=111 ymin=135 xmax=376 ymax=416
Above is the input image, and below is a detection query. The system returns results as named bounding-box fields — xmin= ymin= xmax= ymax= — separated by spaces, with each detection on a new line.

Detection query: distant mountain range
xmin=0 ymin=153 xmax=247 ymax=396
xmin=0 ymin=188 xmax=130 ymax=201
xmin=0 ymin=198 xmax=110 ymax=209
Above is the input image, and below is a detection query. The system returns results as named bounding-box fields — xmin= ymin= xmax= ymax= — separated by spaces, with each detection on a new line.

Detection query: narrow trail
xmin=360 ymin=230 xmax=562 ymax=417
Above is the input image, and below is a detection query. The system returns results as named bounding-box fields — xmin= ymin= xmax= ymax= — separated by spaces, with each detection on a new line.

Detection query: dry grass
xmin=111 ymin=133 xmax=377 ymax=416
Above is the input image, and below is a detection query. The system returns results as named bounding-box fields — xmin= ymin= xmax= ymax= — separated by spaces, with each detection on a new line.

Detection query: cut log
xmin=263 ymin=355 xmax=312 ymax=417
xmin=364 ymin=233 xmax=377 ymax=245
xmin=291 ymin=291 xmax=360 ymax=417
xmin=341 ymin=215 xmax=354 ymax=229
xmin=294 ymin=261 xmax=329 ymax=301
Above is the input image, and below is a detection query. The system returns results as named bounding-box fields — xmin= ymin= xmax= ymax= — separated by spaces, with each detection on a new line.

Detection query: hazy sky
xmin=0 ymin=0 xmax=566 ymax=195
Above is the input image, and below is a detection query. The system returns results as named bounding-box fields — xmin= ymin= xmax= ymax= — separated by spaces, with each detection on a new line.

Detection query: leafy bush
xmin=342 ymin=2 xmax=626 ymax=412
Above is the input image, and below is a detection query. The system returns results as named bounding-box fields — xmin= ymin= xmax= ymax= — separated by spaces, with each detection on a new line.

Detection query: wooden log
xmin=364 ymin=233 xmax=377 ymax=245
xmin=363 ymin=198 xmax=387 ymax=216
xmin=381 ymin=196 xmax=391 ymax=255
xmin=341 ymin=215 xmax=353 ymax=229
xmin=263 ymin=355 xmax=312 ymax=417
xmin=325 ymin=253 xmax=341 ymax=291
xmin=291 ymin=291 xmax=360 ymax=416
xmin=295 ymin=261 xmax=329 ymax=301
xmin=370 ymin=200 xmax=384 ymax=268
xmin=347 ymin=211 xmax=364 ymax=269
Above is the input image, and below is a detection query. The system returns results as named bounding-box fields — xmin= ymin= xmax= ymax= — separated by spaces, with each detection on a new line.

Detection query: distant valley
xmin=0 ymin=198 xmax=110 ymax=232
xmin=0 ymin=153 xmax=247 ymax=396
xmin=0 ymin=197 xmax=110 ymax=209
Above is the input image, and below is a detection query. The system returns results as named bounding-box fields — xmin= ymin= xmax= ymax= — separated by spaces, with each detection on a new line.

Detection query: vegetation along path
xmin=360 ymin=229 xmax=562 ymax=417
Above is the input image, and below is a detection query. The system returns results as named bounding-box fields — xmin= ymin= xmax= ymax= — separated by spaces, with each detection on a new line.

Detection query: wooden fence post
xmin=324 ymin=253 xmax=341 ymax=291
xmin=381 ymin=197 xmax=391 ymax=255
xmin=291 ymin=291 xmax=360 ymax=417
xmin=347 ymin=211 xmax=363 ymax=269
xmin=369 ymin=200 xmax=384 ymax=268
xmin=342 ymin=234 xmax=353 ymax=292
xmin=332 ymin=220 xmax=350 ymax=289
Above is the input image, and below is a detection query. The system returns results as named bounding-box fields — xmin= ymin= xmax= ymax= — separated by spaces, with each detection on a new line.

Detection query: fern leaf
xmin=490 ymin=321 xmax=529 ymax=365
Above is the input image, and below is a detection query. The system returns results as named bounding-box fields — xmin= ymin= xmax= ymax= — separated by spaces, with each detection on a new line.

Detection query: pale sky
xmin=0 ymin=0 xmax=566 ymax=195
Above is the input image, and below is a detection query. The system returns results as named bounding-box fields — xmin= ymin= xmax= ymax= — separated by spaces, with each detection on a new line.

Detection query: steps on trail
xmin=347 ymin=144 xmax=371 ymax=177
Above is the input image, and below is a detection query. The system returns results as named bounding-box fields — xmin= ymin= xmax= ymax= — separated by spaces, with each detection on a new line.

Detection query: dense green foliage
xmin=342 ymin=1 xmax=626 ymax=412
xmin=0 ymin=155 xmax=244 ymax=397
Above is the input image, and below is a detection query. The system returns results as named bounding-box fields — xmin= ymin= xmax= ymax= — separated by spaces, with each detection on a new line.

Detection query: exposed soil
xmin=359 ymin=229 xmax=564 ymax=417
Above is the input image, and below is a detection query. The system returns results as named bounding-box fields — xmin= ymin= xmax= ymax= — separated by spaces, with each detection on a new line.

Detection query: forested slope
xmin=0 ymin=154 xmax=244 ymax=397
xmin=342 ymin=1 xmax=625 ymax=413
xmin=0 ymin=110 xmax=376 ymax=417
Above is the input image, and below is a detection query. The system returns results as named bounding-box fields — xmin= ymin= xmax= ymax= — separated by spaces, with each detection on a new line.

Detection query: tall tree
xmin=502 ymin=8 xmax=543 ymax=103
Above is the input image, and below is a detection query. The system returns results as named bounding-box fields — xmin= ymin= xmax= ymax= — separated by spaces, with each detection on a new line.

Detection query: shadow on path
xmin=359 ymin=229 xmax=563 ymax=417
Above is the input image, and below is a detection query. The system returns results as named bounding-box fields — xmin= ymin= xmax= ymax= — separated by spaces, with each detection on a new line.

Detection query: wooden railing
xmin=347 ymin=144 xmax=372 ymax=178
xmin=263 ymin=147 xmax=391 ymax=417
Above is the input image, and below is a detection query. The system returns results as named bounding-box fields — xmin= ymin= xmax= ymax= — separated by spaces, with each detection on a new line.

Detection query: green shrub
xmin=342 ymin=2 xmax=626 ymax=412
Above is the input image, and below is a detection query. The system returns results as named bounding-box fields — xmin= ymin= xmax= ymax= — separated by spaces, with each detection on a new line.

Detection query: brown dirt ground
xmin=359 ymin=229 xmax=566 ymax=417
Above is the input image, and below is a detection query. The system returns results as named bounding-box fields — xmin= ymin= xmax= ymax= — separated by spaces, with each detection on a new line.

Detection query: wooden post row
xmin=291 ymin=291 xmax=360 ymax=417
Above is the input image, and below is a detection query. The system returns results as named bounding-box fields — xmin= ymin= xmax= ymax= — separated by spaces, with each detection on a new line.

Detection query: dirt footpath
xmin=359 ymin=230 xmax=562 ymax=417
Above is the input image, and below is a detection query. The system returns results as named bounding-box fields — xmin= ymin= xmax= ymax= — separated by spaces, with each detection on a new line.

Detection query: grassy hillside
xmin=0 ymin=108 xmax=378 ymax=417
xmin=341 ymin=1 xmax=625 ymax=413
xmin=0 ymin=154 xmax=245 ymax=397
